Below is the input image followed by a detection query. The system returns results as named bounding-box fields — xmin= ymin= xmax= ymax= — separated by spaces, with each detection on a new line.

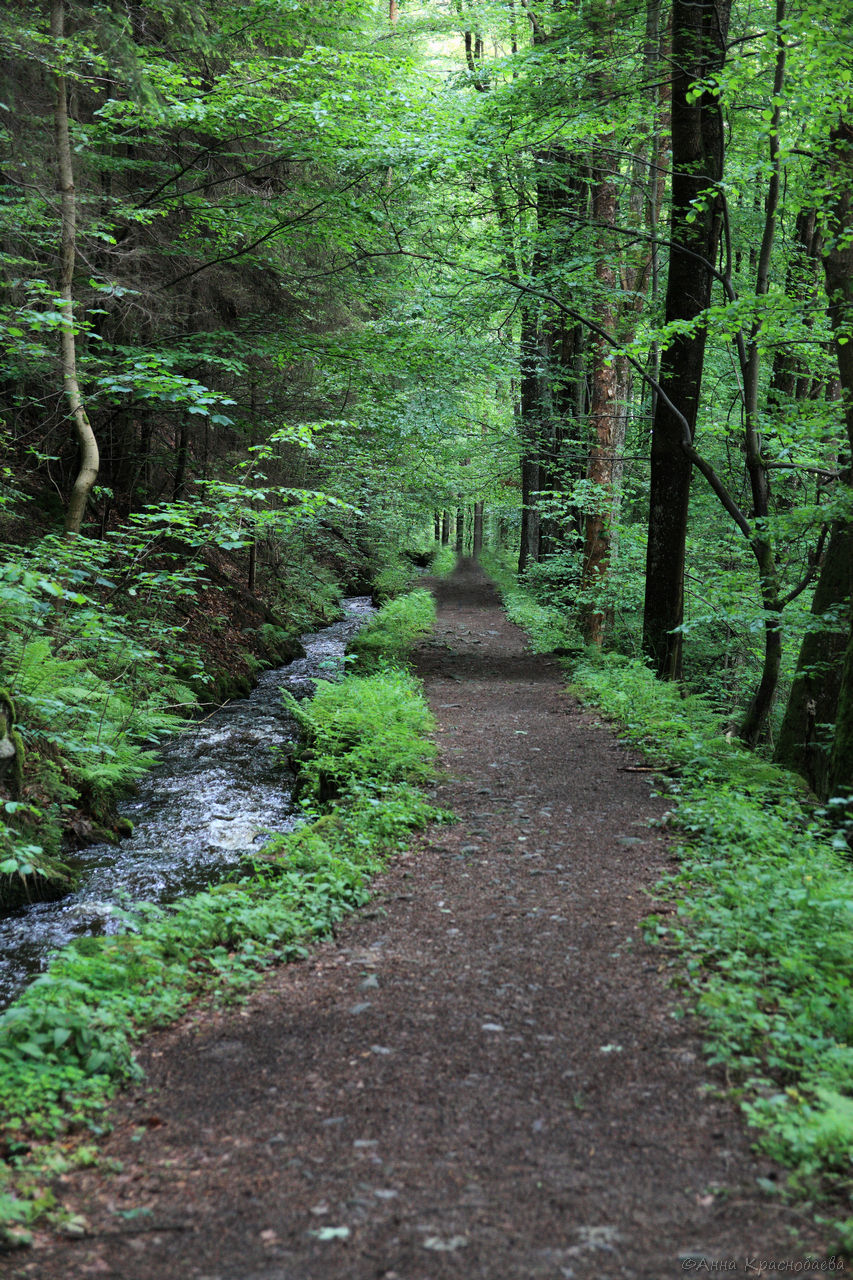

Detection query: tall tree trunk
xmin=737 ymin=0 xmax=787 ymax=745
xmin=473 ymin=501 xmax=484 ymax=558
xmin=581 ymin=0 xmax=663 ymax=643
xmin=641 ymin=0 xmax=731 ymax=678
xmin=775 ymin=518 xmax=852 ymax=794
xmin=455 ymin=505 xmax=465 ymax=556
xmin=441 ymin=510 xmax=451 ymax=545
xmin=518 ymin=302 xmax=543 ymax=571
xmin=517 ymin=146 xmax=584 ymax=572
xmin=581 ymin=121 xmax=620 ymax=645
xmin=173 ymin=420 xmax=189 ymax=500
xmin=53 ymin=0 xmax=99 ymax=535
xmin=770 ymin=209 xmax=822 ymax=403
xmin=822 ymin=121 xmax=853 ymax=801
xmin=248 ymin=538 xmax=257 ymax=593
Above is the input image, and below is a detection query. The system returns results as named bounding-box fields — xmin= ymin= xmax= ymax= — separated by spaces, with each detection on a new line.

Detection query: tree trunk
xmin=775 ymin=519 xmax=852 ymax=795
xmin=821 ymin=121 xmax=853 ymax=802
xmin=441 ymin=510 xmax=451 ymax=545
xmin=581 ymin=127 xmax=620 ymax=646
xmin=248 ymin=538 xmax=257 ymax=593
xmin=53 ymin=0 xmax=99 ymax=535
xmin=518 ymin=303 xmax=543 ymax=572
xmin=473 ymin=501 xmax=484 ymax=558
xmin=737 ymin=0 xmax=787 ymax=745
xmin=581 ymin=0 xmax=663 ymax=643
xmin=770 ymin=209 xmax=822 ymax=403
xmin=173 ymin=420 xmax=189 ymax=500
xmin=641 ymin=0 xmax=731 ymax=678
xmin=455 ymin=505 xmax=465 ymax=555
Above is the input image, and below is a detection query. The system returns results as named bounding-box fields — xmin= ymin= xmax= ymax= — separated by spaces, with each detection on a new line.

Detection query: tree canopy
xmin=0 ymin=0 xmax=852 ymax=830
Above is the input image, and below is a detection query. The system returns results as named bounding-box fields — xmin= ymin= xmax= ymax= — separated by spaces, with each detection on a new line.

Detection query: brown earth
xmin=6 ymin=560 xmax=838 ymax=1279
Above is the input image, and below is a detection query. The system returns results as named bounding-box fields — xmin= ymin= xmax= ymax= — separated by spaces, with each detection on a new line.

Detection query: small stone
xmin=423 ymin=1235 xmax=469 ymax=1252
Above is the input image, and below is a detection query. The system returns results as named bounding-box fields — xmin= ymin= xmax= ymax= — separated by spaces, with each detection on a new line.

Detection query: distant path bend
xmin=20 ymin=558 xmax=828 ymax=1280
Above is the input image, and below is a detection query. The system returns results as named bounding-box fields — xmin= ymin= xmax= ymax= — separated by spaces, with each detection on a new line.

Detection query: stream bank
xmin=0 ymin=597 xmax=374 ymax=1009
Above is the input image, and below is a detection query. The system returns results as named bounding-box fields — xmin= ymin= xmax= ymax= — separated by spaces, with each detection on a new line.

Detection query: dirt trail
xmin=11 ymin=561 xmax=832 ymax=1279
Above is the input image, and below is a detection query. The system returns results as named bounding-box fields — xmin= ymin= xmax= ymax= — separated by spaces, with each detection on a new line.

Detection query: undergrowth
xmin=429 ymin=546 xmax=457 ymax=577
xmin=486 ymin=567 xmax=853 ymax=1245
xmin=347 ymin=588 xmax=436 ymax=671
xmin=0 ymin=517 xmax=354 ymax=903
xmin=0 ymin=537 xmax=204 ymax=899
xmin=480 ymin=550 xmax=581 ymax=654
xmin=0 ymin=599 xmax=444 ymax=1247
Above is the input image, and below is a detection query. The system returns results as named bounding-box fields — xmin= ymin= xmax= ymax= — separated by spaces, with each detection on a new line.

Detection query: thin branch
xmin=780 ymin=524 xmax=829 ymax=607
xmin=156 ymin=176 xmax=367 ymax=291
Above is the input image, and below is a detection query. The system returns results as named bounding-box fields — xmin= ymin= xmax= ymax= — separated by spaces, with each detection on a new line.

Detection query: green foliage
xmin=570 ymin=653 xmax=853 ymax=1214
xmin=11 ymin=636 xmax=188 ymax=802
xmin=284 ymin=667 xmax=436 ymax=803
xmin=481 ymin=550 xmax=581 ymax=654
xmin=255 ymin=545 xmax=342 ymax=636
xmin=372 ymin=557 xmax=420 ymax=602
xmin=0 ymin=533 xmax=205 ymax=864
xmin=0 ymin=813 xmax=72 ymax=912
xmin=430 ymin=546 xmax=458 ymax=577
xmin=348 ymin=589 xmax=436 ymax=671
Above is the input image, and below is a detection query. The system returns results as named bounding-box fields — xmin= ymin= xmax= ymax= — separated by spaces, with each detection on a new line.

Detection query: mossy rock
xmin=254 ymin=625 xmax=306 ymax=665
xmin=207 ymin=670 xmax=254 ymax=706
xmin=0 ymin=855 xmax=74 ymax=915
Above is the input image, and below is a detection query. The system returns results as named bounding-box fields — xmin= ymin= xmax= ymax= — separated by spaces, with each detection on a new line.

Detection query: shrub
xmin=348 ymin=588 xmax=436 ymax=670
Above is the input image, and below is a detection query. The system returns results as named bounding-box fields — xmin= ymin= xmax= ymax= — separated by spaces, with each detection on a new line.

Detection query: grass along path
xmin=12 ymin=560 xmax=837 ymax=1279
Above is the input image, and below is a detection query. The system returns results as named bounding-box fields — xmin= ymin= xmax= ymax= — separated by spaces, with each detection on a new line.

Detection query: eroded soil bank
xmin=9 ymin=561 xmax=835 ymax=1279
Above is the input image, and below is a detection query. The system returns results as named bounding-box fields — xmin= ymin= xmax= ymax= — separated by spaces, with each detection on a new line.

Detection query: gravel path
xmin=12 ymin=561 xmax=833 ymax=1279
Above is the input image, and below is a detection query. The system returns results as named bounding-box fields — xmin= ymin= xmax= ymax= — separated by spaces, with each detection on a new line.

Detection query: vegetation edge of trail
xmin=0 ymin=589 xmax=445 ymax=1249
xmin=482 ymin=552 xmax=853 ymax=1252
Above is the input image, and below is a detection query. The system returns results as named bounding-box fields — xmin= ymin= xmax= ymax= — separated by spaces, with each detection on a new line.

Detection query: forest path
xmin=16 ymin=560 xmax=827 ymax=1280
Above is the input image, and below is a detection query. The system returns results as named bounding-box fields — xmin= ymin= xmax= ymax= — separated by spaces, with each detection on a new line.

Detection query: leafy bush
xmin=0 ymin=538 xmax=204 ymax=882
xmin=430 ymin=545 xmax=457 ymax=576
xmin=0 ymin=815 xmax=72 ymax=912
xmin=371 ymin=557 xmax=420 ymax=602
xmin=481 ymin=550 xmax=580 ymax=653
xmin=348 ymin=588 xmax=436 ymax=671
xmin=284 ymin=668 xmax=436 ymax=802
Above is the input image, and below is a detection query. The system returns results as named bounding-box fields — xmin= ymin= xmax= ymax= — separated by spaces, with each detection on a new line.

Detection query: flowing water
xmin=0 ymin=597 xmax=375 ymax=1008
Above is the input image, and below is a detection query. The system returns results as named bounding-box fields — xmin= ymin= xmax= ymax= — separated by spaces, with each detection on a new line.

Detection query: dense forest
xmin=0 ymin=0 xmax=852 ymax=1255
xmin=1 ymin=0 xmax=852 ymax=872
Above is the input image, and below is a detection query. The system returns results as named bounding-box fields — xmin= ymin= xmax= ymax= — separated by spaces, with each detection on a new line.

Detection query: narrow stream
xmin=0 ymin=597 xmax=374 ymax=1008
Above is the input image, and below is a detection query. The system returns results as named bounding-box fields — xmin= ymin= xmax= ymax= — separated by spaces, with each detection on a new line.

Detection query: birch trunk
xmin=52 ymin=0 xmax=99 ymax=535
